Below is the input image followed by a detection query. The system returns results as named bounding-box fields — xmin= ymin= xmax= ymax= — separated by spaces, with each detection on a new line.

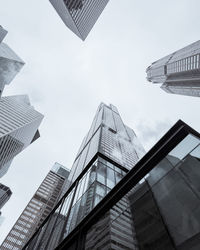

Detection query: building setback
xmin=22 ymin=103 xmax=145 ymax=250
xmin=0 ymin=95 xmax=44 ymax=177
xmin=49 ymin=0 xmax=110 ymax=40
xmin=1 ymin=163 xmax=70 ymax=250
xmin=0 ymin=25 xmax=25 ymax=97
xmin=0 ymin=183 xmax=12 ymax=211
xmin=146 ymin=40 xmax=200 ymax=97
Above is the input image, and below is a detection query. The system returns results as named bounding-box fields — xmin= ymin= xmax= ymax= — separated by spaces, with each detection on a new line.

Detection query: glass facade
xmin=146 ymin=40 xmax=200 ymax=97
xmin=23 ymin=103 xmax=144 ymax=250
xmin=23 ymin=116 xmax=200 ymax=250
xmin=49 ymin=0 xmax=110 ymax=40
xmin=68 ymin=103 xmax=145 ymax=186
xmin=83 ymin=133 xmax=200 ymax=250
xmin=23 ymin=158 xmax=128 ymax=250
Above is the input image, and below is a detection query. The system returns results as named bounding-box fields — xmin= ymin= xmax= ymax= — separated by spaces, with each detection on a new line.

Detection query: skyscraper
xmin=0 ymin=26 xmax=25 ymax=97
xmin=22 ymin=103 xmax=145 ymax=250
xmin=0 ymin=183 xmax=12 ymax=211
xmin=0 ymin=95 xmax=44 ymax=177
xmin=146 ymin=40 xmax=200 ymax=97
xmin=1 ymin=163 xmax=70 ymax=250
xmin=24 ymin=120 xmax=200 ymax=250
xmin=49 ymin=0 xmax=110 ymax=40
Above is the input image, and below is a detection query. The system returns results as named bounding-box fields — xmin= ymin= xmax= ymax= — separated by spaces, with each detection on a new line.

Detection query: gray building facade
xmin=0 ymin=26 xmax=24 ymax=97
xmin=146 ymin=40 xmax=200 ymax=97
xmin=0 ymin=95 xmax=44 ymax=177
xmin=49 ymin=0 xmax=110 ymax=40
xmin=1 ymin=163 xmax=70 ymax=250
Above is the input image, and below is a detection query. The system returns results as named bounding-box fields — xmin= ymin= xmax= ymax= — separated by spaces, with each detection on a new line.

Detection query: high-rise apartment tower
xmin=49 ymin=0 xmax=110 ymax=40
xmin=0 ymin=26 xmax=24 ymax=97
xmin=0 ymin=95 xmax=44 ymax=177
xmin=1 ymin=163 xmax=70 ymax=250
xmin=146 ymin=40 xmax=200 ymax=97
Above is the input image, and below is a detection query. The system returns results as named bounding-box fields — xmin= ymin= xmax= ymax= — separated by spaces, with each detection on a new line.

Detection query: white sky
xmin=0 ymin=0 xmax=200 ymax=244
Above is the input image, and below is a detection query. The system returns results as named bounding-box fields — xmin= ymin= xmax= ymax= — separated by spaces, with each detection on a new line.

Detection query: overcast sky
xmin=0 ymin=0 xmax=200 ymax=244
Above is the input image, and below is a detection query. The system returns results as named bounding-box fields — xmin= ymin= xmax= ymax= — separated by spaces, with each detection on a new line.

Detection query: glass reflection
xmin=64 ymin=0 xmax=84 ymax=11
xmin=168 ymin=134 xmax=199 ymax=161
xmin=84 ymin=134 xmax=200 ymax=250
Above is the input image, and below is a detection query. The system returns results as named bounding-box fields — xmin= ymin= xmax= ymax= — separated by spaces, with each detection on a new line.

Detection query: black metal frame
xmin=23 ymin=120 xmax=200 ymax=250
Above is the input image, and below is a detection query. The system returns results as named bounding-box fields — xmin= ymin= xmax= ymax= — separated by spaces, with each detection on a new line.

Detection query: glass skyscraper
xmin=0 ymin=95 xmax=44 ymax=177
xmin=0 ymin=26 xmax=25 ymax=97
xmin=84 ymin=130 xmax=200 ymax=250
xmin=22 ymin=103 xmax=145 ymax=250
xmin=24 ymin=120 xmax=200 ymax=250
xmin=49 ymin=0 xmax=110 ymax=40
xmin=146 ymin=40 xmax=200 ymax=97
xmin=23 ymin=109 xmax=200 ymax=249
xmin=1 ymin=163 xmax=70 ymax=250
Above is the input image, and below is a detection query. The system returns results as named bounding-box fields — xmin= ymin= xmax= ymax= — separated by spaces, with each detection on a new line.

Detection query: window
xmin=97 ymin=163 xmax=106 ymax=185
xmin=96 ymin=183 xmax=106 ymax=197
xmin=167 ymin=134 xmax=200 ymax=162
xmin=94 ymin=194 xmax=103 ymax=207
xmin=107 ymin=167 xmax=115 ymax=189
xmin=2 ymin=243 xmax=13 ymax=249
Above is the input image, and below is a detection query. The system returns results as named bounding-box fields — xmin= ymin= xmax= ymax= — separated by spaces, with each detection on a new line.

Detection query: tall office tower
xmin=0 ymin=95 xmax=44 ymax=178
xmin=23 ymin=103 xmax=145 ymax=250
xmin=0 ymin=25 xmax=25 ymax=97
xmin=49 ymin=0 xmax=110 ymax=40
xmin=25 ymin=120 xmax=200 ymax=250
xmin=146 ymin=40 xmax=200 ymax=97
xmin=1 ymin=163 xmax=70 ymax=250
xmin=0 ymin=183 xmax=12 ymax=212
